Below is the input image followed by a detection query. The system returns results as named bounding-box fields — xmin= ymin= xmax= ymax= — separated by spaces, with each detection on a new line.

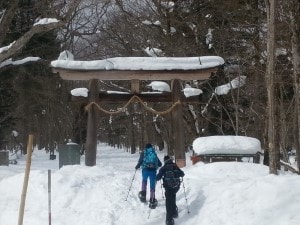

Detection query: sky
xmin=0 ymin=141 xmax=299 ymax=225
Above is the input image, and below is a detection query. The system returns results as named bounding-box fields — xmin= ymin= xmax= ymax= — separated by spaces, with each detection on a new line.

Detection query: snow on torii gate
xmin=51 ymin=56 xmax=224 ymax=167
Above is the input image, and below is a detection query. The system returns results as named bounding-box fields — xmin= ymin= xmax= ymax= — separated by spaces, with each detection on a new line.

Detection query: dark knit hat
xmin=145 ymin=143 xmax=152 ymax=149
xmin=164 ymin=155 xmax=171 ymax=162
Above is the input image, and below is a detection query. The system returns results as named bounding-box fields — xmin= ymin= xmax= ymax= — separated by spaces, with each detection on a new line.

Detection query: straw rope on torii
xmin=84 ymin=95 xmax=181 ymax=115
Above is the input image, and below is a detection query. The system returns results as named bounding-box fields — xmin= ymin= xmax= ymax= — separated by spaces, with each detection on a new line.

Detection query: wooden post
xmin=18 ymin=134 xmax=34 ymax=225
xmin=131 ymin=79 xmax=139 ymax=93
xmin=171 ymin=79 xmax=186 ymax=167
xmin=85 ymin=79 xmax=98 ymax=166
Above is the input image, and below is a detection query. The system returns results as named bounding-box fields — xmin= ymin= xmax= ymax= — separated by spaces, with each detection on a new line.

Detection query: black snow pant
xmin=165 ymin=187 xmax=179 ymax=221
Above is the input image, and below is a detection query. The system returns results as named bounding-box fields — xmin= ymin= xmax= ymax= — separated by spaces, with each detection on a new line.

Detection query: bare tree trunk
xmin=265 ymin=0 xmax=278 ymax=174
xmin=290 ymin=0 xmax=300 ymax=172
xmin=0 ymin=0 xmax=18 ymax=44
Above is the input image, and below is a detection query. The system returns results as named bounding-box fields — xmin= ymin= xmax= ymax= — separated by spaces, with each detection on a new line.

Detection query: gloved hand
xmin=135 ymin=165 xmax=140 ymax=170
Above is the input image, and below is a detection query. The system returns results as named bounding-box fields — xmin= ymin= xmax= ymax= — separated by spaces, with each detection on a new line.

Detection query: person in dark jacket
xmin=156 ymin=155 xmax=185 ymax=225
xmin=135 ymin=143 xmax=162 ymax=208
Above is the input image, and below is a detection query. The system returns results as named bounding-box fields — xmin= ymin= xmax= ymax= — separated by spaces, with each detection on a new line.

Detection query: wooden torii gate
xmin=51 ymin=56 xmax=224 ymax=167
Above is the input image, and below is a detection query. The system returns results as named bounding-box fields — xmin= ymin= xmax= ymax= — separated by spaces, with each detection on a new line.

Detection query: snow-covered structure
xmin=51 ymin=55 xmax=224 ymax=81
xmin=192 ymin=136 xmax=262 ymax=164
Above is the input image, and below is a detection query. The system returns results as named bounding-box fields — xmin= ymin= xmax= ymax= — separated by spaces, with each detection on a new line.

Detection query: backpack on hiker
xmin=163 ymin=164 xmax=182 ymax=189
xmin=142 ymin=147 xmax=158 ymax=169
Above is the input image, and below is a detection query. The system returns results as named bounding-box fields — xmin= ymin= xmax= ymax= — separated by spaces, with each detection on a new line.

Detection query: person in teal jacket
xmin=135 ymin=143 xmax=162 ymax=208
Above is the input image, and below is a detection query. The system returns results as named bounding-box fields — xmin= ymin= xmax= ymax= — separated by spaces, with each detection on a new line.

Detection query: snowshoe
xmin=138 ymin=191 xmax=146 ymax=203
xmin=166 ymin=218 xmax=174 ymax=225
xmin=149 ymin=198 xmax=158 ymax=209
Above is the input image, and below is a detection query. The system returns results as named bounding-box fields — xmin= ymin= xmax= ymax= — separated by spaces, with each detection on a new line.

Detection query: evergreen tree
xmin=0 ymin=70 xmax=17 ymax=149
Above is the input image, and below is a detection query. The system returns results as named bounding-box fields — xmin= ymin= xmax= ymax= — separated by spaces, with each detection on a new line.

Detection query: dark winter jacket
xmin=156 ymin=159 xmax=185 ymax=188
xmin=135 ymin=147 xmax=162 ymax=170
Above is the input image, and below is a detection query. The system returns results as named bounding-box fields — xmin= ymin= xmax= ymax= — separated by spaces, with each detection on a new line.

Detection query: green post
xmin=58 ymin=144 xmax=81 ymax=169
xmin=0 ymin=150 xmax=9 ymax=166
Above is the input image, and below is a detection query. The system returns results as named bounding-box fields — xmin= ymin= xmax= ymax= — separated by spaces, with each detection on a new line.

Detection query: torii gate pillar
xmin=172 ymin=79 xmax=186 ymax=167
xmin=85 ymin=79 xmax=98 ymax=166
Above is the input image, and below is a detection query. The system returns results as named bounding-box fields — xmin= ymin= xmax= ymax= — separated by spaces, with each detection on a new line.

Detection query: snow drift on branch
xmin=215 ymin=76 xmax=246 ymax=95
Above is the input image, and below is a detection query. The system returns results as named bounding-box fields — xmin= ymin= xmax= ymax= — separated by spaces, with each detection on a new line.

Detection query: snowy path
xmin=0 ymin=144 xmax=183 ymax=225
xmin=94 ymin=145 xmax=178 ymax=225
xmin=1 ymin=143 xmax=300 ymax=225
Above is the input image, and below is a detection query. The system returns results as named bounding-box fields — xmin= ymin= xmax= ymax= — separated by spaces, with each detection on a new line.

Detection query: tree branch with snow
xmin=0 ymin=0 xmax=81 ymax=67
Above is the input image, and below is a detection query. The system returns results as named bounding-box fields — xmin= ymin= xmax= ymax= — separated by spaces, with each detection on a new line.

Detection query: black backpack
xmin=163 ymin=164 xmax=181 ymax=189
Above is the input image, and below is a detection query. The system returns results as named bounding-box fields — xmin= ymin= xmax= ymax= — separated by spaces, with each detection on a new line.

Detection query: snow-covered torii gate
xmin=51 ymin=56 xmax=224 ymax=167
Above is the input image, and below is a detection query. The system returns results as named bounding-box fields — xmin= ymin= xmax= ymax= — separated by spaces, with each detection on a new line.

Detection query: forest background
xmin=0 ymin=0 xmax=299 ymax=174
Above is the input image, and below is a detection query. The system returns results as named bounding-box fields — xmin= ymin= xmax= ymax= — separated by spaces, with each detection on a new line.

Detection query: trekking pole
xmin=147 ymin=207 xmax=152 ymax=219
xmin=182 ymin=179 xmax=190 ymax=214
xmin=125 ymin=169 xmax=137 ymax=201
xmin=160 ymin=180 xmax=164 ymax=199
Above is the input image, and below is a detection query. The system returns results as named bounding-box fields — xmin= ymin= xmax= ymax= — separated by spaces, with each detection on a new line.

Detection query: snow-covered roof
xmin=51 ymin=55 xmax=224 ymax=71
xmin=193 ymin=136 xmax=261 ymax=155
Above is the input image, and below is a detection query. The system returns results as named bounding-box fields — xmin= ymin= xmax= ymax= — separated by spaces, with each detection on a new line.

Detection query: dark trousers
xmin=165 ymin=187 xmax=179 ymax=220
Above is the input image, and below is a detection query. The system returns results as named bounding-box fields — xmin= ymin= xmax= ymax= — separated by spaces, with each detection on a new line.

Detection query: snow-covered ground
xmin=0 ymin=143 xmax=299 ymax=225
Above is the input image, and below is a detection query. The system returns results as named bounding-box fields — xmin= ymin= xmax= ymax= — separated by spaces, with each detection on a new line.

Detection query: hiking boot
xmin=166 ymin=218 xmax=174 ymax=225
xmin=172 ymin=211 xmax=178 ymax=218
xmin=138 ymin=191 xmax=146 ymax=203
xmin=149 ymin=198 xmax=158 ymax=209
xmin=172 ymin=207 xmax=178 ymax=218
